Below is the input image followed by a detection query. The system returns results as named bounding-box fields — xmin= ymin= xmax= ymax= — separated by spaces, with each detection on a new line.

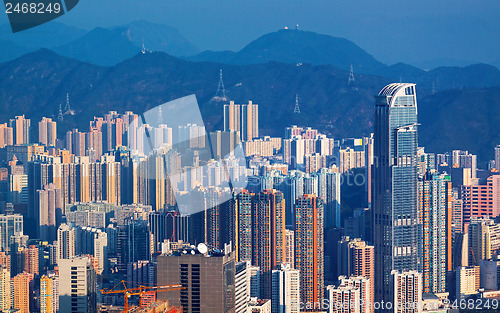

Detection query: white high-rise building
xmin=93 ymin=230 xmax=108 ymax=275
xmin=58 ymin=256 xmax=97 ymax=313
xmin=327 ymin=283 xmax=361 ymax=313
xmin=338 ymin=276 xmax=372 ymax=313
xmin=392 ymin=270 xmax=422 ymax=313
xmin=316 ymin=168 xmax=341 ymax=228
xmin=235 ymin=262 xmax=249 ymax=313
xmin=57 ymin=223 xmax=76 ymax=261
xmin=178 ymin=123 xmax=206 ymax=149
xmin=271 ymin=264 xmax=300 ymax=313
xmin=456 ymin=266 xmax=480 ymax=300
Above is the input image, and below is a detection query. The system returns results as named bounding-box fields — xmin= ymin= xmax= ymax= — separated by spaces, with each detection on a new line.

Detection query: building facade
xmin=373 ymin=83 xmax=419 ymax=302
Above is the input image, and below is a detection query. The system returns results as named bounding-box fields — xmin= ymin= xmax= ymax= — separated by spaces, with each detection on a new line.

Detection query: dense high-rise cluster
xmin=0 ymin=84 xmax=498 ymax=313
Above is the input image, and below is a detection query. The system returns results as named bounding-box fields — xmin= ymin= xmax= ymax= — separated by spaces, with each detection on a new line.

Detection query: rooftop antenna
xmin=348 ymin=65 xmax=355 ymax=85
xmin=214 ymin=69 xmax=227 ymax=101
xmin=294 ymin=94 xmax=301 ymax=113
xmin=58 ymin=103 xmax=64 ymax=121
xmin=158 ymin=105 xmax=163 ymax=125
xmin=64 ymin=93 xmax=72 ymax=113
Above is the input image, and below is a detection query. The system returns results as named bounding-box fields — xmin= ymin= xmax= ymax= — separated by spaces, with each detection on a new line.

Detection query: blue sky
xmin=1 ymin=0 xmax=499 ymax=66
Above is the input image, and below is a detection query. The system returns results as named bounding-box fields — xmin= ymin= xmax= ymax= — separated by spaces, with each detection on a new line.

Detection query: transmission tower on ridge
xmin=64 ymin=93 xmax=72 ymax=113
xmin=58 ymin=103 xmax=64 ymax=121
xmin=348 ymin=64 xmax=355 ymax=85
xmin=214 ymin=69 xmax=227 ymax=101
xmin=294 ymin=94 xmax=301 ymax=113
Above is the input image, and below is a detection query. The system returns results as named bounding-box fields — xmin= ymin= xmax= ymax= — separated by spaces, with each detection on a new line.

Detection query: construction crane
xmin=100 ymin=280 xmax=184 ymax=312
xmin=470 ymin=246 xmax=477 ymax=265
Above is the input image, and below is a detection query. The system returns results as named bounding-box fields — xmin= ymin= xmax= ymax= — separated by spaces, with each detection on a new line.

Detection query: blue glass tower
xmin=373 ymin=83 xmax=419 ymax=302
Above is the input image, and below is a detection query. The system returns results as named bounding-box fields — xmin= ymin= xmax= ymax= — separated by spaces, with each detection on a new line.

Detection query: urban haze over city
xmin=0 ymin=0 xmax=499 ymax=312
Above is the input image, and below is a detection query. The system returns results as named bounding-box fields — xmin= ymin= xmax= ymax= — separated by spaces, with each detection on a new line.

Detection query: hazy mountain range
xmin=0 ymin=20 xmax=199 ymax=65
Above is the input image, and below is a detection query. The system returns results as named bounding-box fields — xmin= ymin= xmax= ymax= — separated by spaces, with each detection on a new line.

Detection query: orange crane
xmin=470 ymin=246 xmax=477 ymax=264
xmin=100 ymin=280 xmax=184 ymax=312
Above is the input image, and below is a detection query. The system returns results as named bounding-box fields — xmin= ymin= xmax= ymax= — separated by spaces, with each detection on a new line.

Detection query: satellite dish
xmin=197 ymin=243 xmax=208 ymax=254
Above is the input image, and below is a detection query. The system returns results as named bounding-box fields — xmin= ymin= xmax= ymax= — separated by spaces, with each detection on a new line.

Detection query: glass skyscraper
xmin=373 ymin=83 xmax=419 ymax=302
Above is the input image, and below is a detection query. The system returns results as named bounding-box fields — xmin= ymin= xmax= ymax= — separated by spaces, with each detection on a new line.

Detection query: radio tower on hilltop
xmin=212 ymin=69 xmax=228 ymax=103
xmin=294 ymin=94 xmax=301 ymax=113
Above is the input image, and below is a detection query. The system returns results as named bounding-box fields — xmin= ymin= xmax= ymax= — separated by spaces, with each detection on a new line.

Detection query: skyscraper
xmin=9 ymin=115 xmax=30 ymax=145
xmin=58 ymin=256 xmax=97 ymax=313
xmin=12 ymin=272 xmax=33 ymax=313
xmin=117 ymin=220 xmax=150 ymax=272
xmin=468 ymin=217 xmax=500 ymax=265
xmin=36 ymin=183 xmax=62 ymax=242
xmin=326 ymin=282 xmax=361 ymax=313
xmin=294 ymin=194 xmax=324 ymax=308
xmin=38 ymin=117 xmax=57 ymax=147
xmin=284 ymin=229 xmax=295 ymax=268
xmin=0 ymin=266 xmax=11 ymax=311
xmin=157 ymin=249 xmax=236 ymax=313
xmin=224 ymin=101 xmax=259 ymax=141
xmin=417 ymin=172 xmax=452 ymax=293
xmin=461 ymin=175 xmax=500 ymax=223
xmin=327 ymin=276 xmax=372 ymax=313
xmin=271 ymin=264 xmax=300 ymax=313
xmin=66 ymin=129 xmax=86 ymax=156
xmin=316 ymin=168 xmax=341 ymax=228
xmin=0 ymin=214 xmax=23 ymax=253
xmin=7 ymin=156 xmax=28 ymax=205
xmin=392 ymin=271 xmax=422 ymax=313
xmin=40 ymin=275 xmax=54 ymax=313
xmin=57 ymin=223 xmax=76 ymax=261
xmin=22 ymin=245 xmax=39 ymax=275
xmin=252 ymin=189 xmax=285 ymax=300
xmin=456 ymin=266 xmax=480 ymax=300
xmin=337 ymin=238 xmax=375 ymax=306
xmin=0 ymin=123 xmax=14 ymax=148
xmin=373 ymin=83 xmax=419 ymax=302
xmin=93 ymin=230 xmax=108 ymax=275
xmin=235 ymin=190 xmax=253 ymax=262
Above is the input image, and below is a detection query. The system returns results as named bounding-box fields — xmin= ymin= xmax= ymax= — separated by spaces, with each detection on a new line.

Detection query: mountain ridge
xmin=0 ymin=49 xmax=499 ymax=161
xmin=188 ymin=29 xmax=386 ymax=73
